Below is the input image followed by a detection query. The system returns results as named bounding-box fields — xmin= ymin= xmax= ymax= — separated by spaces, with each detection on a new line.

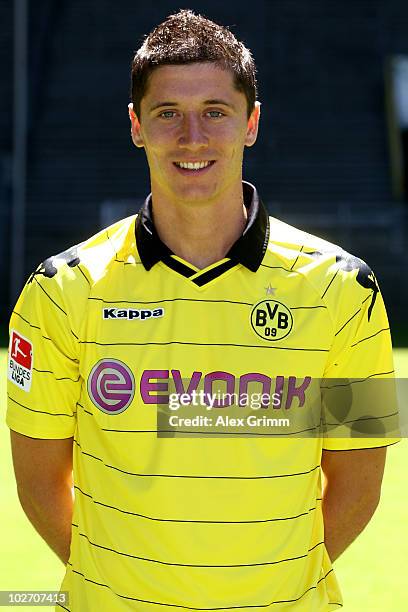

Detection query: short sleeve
xmin=321 ymin=266 xmax=400 ymax=451
xmin=6 ymin=270 xmax=81 ymax=439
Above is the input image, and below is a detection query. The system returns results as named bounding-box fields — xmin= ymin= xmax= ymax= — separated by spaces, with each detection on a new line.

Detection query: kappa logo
xmin=250 ymin=300 xmax=293 ymax=341
xmin=103 ymin=307 xmax=164 ymax=321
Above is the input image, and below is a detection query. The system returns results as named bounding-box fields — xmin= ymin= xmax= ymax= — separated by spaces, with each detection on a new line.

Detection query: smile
xmin=174 ymin=160 xmax=215 ymax=171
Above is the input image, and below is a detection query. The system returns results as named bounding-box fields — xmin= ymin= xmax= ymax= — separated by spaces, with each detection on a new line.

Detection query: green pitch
xmin=0 ymin=349 xmax=407 ymax=610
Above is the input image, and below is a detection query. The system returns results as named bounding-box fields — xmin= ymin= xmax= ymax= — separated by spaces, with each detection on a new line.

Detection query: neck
xmin=151 ymin=183 xmax=247 ymax=269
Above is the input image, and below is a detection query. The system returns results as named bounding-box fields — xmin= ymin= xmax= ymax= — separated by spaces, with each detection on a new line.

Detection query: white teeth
xmin=177 ymin=161 xmax=212 ymax=170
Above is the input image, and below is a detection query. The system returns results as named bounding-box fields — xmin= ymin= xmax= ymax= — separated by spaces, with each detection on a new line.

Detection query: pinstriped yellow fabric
xmin=6 ymin=190 xmax=399 ymax=610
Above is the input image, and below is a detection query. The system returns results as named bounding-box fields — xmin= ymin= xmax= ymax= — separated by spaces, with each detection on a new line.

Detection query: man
xmin=7 ymin=9 xmax=399 ymax=611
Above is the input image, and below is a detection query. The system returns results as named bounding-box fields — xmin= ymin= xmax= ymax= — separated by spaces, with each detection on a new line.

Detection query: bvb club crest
xmin=250 ymin=300 xmax=293 ymax=342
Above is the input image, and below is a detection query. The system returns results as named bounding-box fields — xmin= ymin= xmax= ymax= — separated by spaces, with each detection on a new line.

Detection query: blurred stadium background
xmin=1 ymin=0 xmax=407 ymax=610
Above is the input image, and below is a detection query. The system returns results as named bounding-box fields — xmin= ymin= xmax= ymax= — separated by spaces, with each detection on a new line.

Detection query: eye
xmin=159 ymin=110 xmax=177 ymax=119
xmin=207 ymin=110 xmax=224 ymax=118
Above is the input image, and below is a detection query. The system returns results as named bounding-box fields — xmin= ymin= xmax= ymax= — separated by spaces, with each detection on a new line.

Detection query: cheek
xmin=143 ymin=148 xmax=164 ymax=176
xmin=226 ymin=139 xmax=247 ymax=161
xmin=213 ymin=124 xmax=247 ymax=149
xmin=142 ymin=136 xmax=167 ymax=166
xmin=141 ymin=122 xmax=172 ymax=149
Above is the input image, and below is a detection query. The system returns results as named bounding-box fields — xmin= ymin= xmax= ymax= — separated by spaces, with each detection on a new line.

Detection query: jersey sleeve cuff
xmin=322 ymin=438 xmax=401 ymax=451
xmin=6 ymin=412 xmax=75 ymax=439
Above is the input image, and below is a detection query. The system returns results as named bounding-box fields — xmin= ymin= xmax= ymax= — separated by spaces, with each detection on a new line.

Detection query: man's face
xmin=129 ymin=62 xmax=260 ymax=205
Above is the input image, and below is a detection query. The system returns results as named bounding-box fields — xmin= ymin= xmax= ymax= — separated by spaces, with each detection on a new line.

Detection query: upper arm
xmin=321 ymin=446 xmax=387 ymax=504
xmin=10 ymin=430 xmax=74 ymax=497
xmin=321 ymin=257 xmax=399 ymax=452
xmin=7 ymin=266 xmax=81 ymax=440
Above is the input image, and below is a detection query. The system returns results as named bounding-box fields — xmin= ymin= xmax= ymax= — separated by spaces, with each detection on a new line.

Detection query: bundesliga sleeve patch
xmin=8 ymin=330 xmax=33 ymax=392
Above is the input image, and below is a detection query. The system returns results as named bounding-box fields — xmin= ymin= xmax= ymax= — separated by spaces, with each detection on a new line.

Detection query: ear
xmin=128 ymin=103 xmax=144 ymax=148
xmin=245 ymin=101 xmax=261 ymax=147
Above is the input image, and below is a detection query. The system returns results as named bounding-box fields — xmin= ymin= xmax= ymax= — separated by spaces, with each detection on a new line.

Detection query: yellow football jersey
xmin=6 ymin=182 xmax=399 ymax=611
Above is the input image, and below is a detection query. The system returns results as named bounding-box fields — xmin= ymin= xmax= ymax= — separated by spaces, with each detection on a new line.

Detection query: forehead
xmin=143 ymin=62 xmax=243 ymax=105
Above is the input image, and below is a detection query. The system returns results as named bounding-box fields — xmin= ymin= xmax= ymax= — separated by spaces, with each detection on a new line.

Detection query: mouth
xmin=173 ymin=160 xmax=216 ymax=175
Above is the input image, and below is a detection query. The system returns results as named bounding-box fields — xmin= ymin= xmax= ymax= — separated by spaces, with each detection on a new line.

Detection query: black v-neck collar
xmin=135 ymin=181 xmax=270 ymax=285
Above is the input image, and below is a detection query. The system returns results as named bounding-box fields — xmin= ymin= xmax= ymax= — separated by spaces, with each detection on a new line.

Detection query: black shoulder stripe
xmin=32 ymin=279 xmax=80 ymax=341
xmin=334 ymin=306 xmax=362 ymax=337
xmin=34 ymin=278 xmax=68 ymax=316
xmin=77 ymin=264 xmax=91 ymax=287
xmin=290 ymin=244 xmax=304 ymax=271
xmin=106 ymin=230 xmax=126 ymax=263
xmin=321 ymin=267 xmax=340 ymax=300
xmin=350 ymin=327 xmax=390 ymax=347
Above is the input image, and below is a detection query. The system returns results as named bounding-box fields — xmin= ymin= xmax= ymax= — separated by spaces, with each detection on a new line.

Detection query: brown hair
xmin=131 ymin=9 xmax=257 ymax=119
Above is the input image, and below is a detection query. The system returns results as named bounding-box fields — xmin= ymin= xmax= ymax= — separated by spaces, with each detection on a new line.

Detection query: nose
xmin=178 ymin=113 xmax=209 ymax=150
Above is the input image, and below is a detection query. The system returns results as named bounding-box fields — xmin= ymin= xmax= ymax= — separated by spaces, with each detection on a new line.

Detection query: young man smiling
xmin=128 ymin=60 xmax=259 ymax=269
xmin=7 ymin=9 xmax=399 ymax=611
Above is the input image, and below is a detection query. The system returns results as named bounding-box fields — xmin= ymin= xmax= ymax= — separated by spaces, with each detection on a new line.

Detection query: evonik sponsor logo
xmin=88 ymin=359 xmax=135 ymax=414
xmin=102 ymin=307 xmax=164 ymax=321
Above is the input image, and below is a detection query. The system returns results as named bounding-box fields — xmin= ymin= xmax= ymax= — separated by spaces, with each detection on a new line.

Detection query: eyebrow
xmin=149 ymin=99 xmax=236 ymax=112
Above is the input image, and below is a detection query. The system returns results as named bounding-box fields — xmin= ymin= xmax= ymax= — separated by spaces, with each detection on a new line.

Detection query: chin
xmin=173 ymin=186 xmax=218 ymax=205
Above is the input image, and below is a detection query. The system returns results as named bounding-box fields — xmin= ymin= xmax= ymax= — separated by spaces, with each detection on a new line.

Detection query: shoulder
xmin=29 ymin=215 xmax=137 ymax=289
xmin=18 ymin=216 xmax=137 ymax=332
xmin=265 ymin=215 xmax=379 ymax=309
